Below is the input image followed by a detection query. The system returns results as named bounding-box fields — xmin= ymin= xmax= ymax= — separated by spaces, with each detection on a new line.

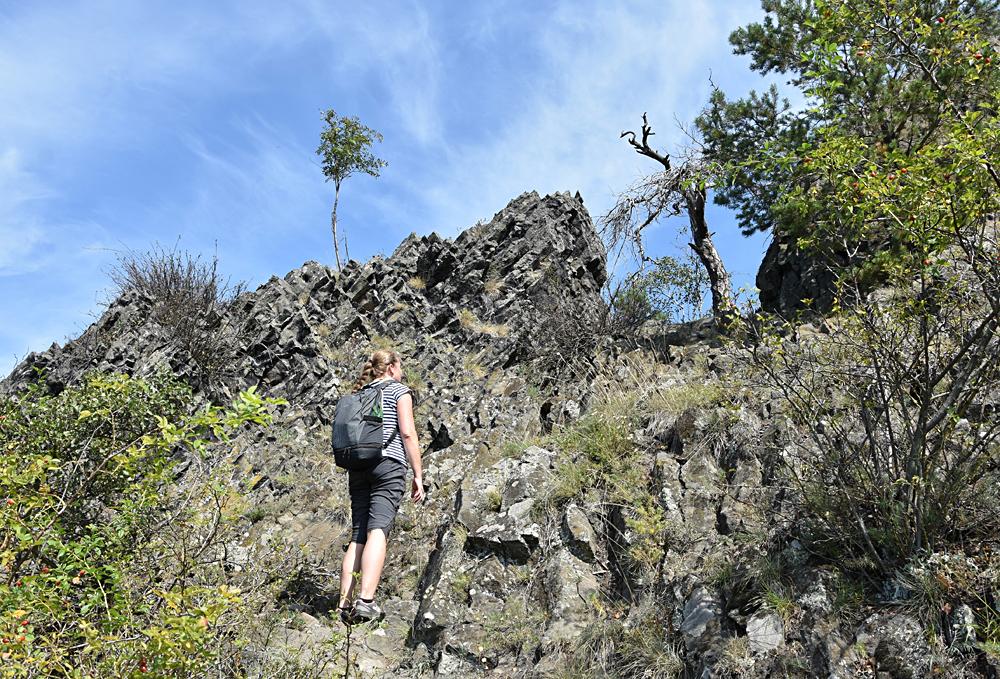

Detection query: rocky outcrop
xmin=1 ymin=191 xmax=616 ymax=675
xmin=4 ymin=191 xmax=605 ymax=409
xmin=756 ymin=235 xmax=838 ymax=317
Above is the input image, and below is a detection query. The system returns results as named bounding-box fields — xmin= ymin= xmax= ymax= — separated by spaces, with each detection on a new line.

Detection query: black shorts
xmin=348 ymin=457 xmax=407 ymax=543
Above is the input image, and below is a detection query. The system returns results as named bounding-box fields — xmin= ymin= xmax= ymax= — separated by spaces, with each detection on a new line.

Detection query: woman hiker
xmin=338 ymin=349 xmax=425 ymax=624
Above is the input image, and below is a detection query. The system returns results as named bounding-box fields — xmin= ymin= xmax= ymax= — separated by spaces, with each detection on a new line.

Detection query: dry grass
xmin=484 ymin=277 xmax=504 ymax=295
xmin=458 ymin=308 xmax=509 ymax=337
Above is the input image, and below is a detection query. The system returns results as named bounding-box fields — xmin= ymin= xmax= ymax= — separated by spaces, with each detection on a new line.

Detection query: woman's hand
xmin=411 ymin=476 xmax=426 ymax=503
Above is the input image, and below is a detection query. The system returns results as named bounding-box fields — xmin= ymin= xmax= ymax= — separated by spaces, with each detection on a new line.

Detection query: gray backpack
xmin=332 ymin=380 xmax=399 ymax=470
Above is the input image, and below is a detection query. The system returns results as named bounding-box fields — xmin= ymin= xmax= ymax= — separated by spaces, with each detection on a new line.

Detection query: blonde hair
xmin=352 ymin=349 xmax=401 ymax=392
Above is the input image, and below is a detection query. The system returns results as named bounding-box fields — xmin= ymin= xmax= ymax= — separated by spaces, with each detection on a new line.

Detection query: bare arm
xmin=395 ymin=393 xmax=424 ymax=502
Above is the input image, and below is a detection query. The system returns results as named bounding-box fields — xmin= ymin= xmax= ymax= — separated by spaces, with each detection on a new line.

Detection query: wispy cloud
xmin=0 ymin=149 xmax=49 ymax=276
xmin=304 ymin=0 xmax=444 ymax=146
xmin=404 ymin=1 xmax=766 ymax=238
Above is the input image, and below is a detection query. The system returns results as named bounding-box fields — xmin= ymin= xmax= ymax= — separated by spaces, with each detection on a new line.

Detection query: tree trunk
xmin=331 ymin=182 xmax=342 ymax=270
xmin=684 ymin=187 xmax=734 ymax=321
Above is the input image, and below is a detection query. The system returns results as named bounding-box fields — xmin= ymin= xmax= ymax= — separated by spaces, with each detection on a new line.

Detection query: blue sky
xmin=1 ymin=0 xmax=780 ymax=376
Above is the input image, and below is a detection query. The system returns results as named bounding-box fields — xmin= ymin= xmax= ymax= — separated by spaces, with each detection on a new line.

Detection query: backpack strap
xmin=370 ymin=379 xmax=404 ymax=452
xmin=384 ymin=426 xmax=399 ymax=450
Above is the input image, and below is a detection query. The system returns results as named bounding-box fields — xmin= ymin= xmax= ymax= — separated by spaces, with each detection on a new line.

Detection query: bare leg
xmin=359 ymin=528 xmax=387 ymax=599
xmin=340 ymin=542 xmax=364 ymax=607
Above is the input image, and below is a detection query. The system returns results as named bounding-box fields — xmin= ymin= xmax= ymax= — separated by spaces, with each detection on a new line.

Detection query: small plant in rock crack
xmin=624 ymin=499 xmax=671 ymax=574
xmin=482 ymin=597 xmax=546 ymax=658
xmin=450 ymin=570 xmax=473 ymax=600
xmin=485 ymin=488 xmax=503 ymax=513
xmin=758 ymin=585 xmax=798 ymax=625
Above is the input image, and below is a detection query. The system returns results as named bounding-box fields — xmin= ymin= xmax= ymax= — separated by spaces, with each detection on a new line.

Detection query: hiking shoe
xmin=352 ymin=598 xmax=383 ymax=622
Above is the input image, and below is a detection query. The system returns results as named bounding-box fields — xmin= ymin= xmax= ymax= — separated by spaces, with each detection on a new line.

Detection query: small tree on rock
xmin=317 ymin=109 xmax=387 ymax=269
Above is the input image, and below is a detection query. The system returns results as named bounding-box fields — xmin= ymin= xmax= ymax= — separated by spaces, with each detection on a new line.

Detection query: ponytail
xmin=352 ymin=348 xmax=401 ymax=392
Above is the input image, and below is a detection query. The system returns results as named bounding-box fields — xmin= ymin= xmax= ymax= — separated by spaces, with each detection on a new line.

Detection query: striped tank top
xmin=366 ymin=379 xmax=412 ymax=465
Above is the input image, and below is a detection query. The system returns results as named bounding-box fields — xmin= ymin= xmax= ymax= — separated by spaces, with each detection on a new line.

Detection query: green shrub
xmin=0 ymin=373 xmax=281 ymax=676
xmin=609 ymin=252 xmax=710 ymax=332
xmin=625 ymin=500 xmax=671 ymax=573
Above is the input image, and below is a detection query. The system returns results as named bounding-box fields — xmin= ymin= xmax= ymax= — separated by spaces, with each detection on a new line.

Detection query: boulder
xmin=543 ymin=549 xmax=600 ymax=645
xmin=680 ymin=586 xmax=722 ymax=652
xmin=746 ymin=612 xmax=783 ymax=653
xmin=562 ymin=504 xmax=599 ymax=564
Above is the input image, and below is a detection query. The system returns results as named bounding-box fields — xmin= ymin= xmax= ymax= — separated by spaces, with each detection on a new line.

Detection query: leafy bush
xmin=609 ymin=253 xmax=710 ymax=332
xmin=726 ymin=1 xmax=1000 ymax=584
xmin=0 ymin=373 xmax=281 ymax=676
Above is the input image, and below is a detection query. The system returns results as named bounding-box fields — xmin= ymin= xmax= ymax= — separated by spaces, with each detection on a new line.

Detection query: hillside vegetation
xmin=3 ymin=1 xmax=1000 ymax=677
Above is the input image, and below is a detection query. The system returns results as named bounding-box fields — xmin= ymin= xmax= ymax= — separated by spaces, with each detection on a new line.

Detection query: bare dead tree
xmin=603 ymin=113 xmax=734 ymax=322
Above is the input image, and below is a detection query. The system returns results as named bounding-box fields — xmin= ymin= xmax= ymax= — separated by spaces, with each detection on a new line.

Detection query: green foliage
xmin=450 ymin=570 xmax=473 ymax=600
xmin=316 ymin=109 xmax=386 ymax=188
xmin=720 ymin=0 xmax=1000 ymax=584
xmin=0 ymin=373 xmax=282 ymax=676
xmin=696 ymin=85 xmax=809 ymax=236
xmin=609 ymin=281 xmax=654 ymax=329
xmin=706 ymin=0 xmax=1000 ymax=279
xmin=317 ymin=108 xmax=387 ymax=268
xmin=759 ymin=585 xmax=797 ymax=624
xmin=611 ymin=252 xmax=710 ymax=327
xmin=742 ymin=280 xmax=1000 ymax=576
xmin=624 ymin=500 xmax=670 ymax=573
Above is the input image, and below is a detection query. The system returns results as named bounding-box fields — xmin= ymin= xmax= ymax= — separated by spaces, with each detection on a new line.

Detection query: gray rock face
xmin=562 ymin=504 xmax=599 ymax=564
xmin=756 ymin=234 xmax=837 ymax=316
xmin=680 ymin=586 xmax=722 ymax=652
xmin=3 ymin=191 xmax=606 ymax=411
xmin=543 ymin=549 xmax=599 ymax=645
xmin=951 ymin=603 xmax=977 ymax=648
xmin=459 ymin=446 xmax=553 ymax=562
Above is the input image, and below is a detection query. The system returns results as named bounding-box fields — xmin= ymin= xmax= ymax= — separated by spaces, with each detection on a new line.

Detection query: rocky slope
xmin=4 ymin=192 xmax=972 ymax=678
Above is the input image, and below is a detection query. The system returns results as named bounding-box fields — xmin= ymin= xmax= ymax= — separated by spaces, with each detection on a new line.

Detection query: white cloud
xmin=175 ymin=117 xmax=329 ymax=259
xmin=0 ymin=149 xmax=108 ymax=277
xmin=304 ymin=0 xmax=444 ymax=146
xmin=401 ymin=0 xmax=766 ymax=238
